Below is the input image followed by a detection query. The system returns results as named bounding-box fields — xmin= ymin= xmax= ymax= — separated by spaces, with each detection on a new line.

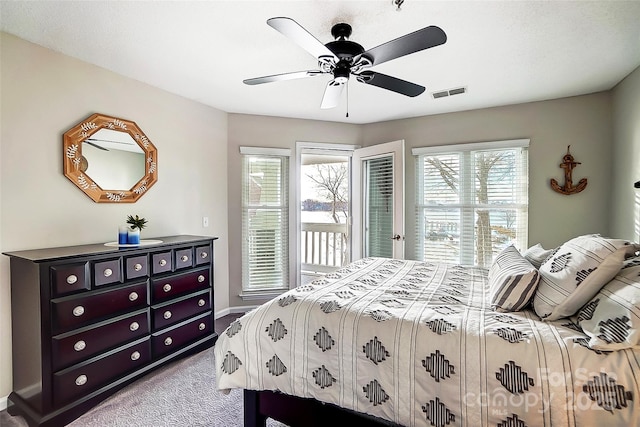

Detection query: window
xmin=240 ymin=147 xmax=290 ymax=294
xmin=413 ymin=139 xmax=529 ymax=267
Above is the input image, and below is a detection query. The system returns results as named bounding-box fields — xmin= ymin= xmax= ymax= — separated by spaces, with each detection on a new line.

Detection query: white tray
xmin=104 ymin=239 xmax=163 ymax=247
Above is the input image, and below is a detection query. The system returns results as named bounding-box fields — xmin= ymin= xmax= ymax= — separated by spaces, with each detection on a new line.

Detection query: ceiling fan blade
xmin=243 ymin=70 xmax=324 ymax=85
xmin=361 ymin=26 xmax=446 ymax=67
xmin=321 ymin=80 xmax=345 ymax=109
xmin=356 ymin=71 xmax=425 ymax=97
xmin=267 ymin=17 xmax=338 ymax=61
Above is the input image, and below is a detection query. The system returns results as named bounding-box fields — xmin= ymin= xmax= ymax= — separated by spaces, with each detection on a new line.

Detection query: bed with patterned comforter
xmin=214 ymin=256 xmax=640 ymax=426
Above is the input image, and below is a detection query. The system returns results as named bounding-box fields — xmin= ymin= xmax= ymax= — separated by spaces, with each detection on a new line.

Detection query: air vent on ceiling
xmin=431 ymin=87 xmax=467 ymax=99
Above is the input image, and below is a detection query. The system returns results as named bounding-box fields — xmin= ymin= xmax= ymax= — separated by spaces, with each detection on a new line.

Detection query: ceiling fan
xmin=243 ymin=17 xmax=447 ymax=109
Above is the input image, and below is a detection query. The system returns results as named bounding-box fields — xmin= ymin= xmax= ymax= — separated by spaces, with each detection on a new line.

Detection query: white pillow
xmin=522 ymin=243 xmax=555 ymax=269
xmin=576 ymin=259 xmax=640 ymax=350
xmin=488 ymin=245 xmax=540 ymax=312
xmin=532 ymin=234 xmax=636 ymax=320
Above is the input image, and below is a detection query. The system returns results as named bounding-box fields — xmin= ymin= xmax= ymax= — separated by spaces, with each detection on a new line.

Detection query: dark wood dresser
xmin=3 ymin=235 xmax=218 ymax=427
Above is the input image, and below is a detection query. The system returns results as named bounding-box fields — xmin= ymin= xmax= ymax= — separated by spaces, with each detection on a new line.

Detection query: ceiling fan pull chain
xmin=346 ymin=82 xmax=349 ymax=118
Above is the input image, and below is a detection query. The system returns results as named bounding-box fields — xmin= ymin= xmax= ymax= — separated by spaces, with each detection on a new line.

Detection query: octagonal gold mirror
xmin=63 ymin=113 xmax=158 ymax=203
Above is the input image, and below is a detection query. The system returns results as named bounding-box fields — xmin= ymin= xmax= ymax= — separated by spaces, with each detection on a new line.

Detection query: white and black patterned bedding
xmin=214 ymin=257 xmax=640 ymax=426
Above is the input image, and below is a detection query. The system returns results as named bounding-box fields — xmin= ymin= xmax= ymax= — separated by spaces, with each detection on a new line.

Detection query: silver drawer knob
xmin=200 ymin=251 xmax=208 ymax=259
xmin=159 ymin=259 xmax=167 ymax=266
xmin=129 ymin=292 xmax=139 ymax=302
xmin=198 ymin=322 xmax=206 ymax=331
xmin=181 ymin=255 xmax=189 ymax=262
xmin=130 ymin=351 xmax=141 ymax=361
xmin=198 ymin=299 xmax=205 ymax=307
xmin=130 ymin=322 xmax=139 ymax=331
xmin=72 ymin=306 xmax=85 ymax=317
xmin=74 ymin=340 xmax=86 ymax=352
xmin=164 ymin=337 xmax=172 ymax=346
xmin=134 ymin=263 xmax=143 ymax=271
xmin=103 ymin=268 xmax=113 ymax=277
xmin=198 ymin=275 xmax=205 ymax=283
xmin=163 ymin=284 xmax=172 ymax=293
xmin=163 ymin=311 xmax=172 ymax=320
xmin=66 ymin=274 xmax=78 ymax=285
xmin=75 ymin=375 xmax=87 ymax=386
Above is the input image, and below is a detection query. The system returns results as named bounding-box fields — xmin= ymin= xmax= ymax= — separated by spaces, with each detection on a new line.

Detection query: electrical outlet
xmin=202 ymin=216 xmax=209 ymax=227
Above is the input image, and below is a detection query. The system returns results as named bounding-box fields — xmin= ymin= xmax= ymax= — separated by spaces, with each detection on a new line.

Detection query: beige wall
xmin=0 ymin=33 xmax=230 ymax=403
xmin=611 ymin=65 xmax=640 ymax=240
xmin=362 ymin=93 xmax=614 ymax=256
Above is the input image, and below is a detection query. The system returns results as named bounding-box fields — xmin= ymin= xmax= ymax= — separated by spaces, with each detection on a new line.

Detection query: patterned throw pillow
xmin=488 ymin=245 xmax=540 ymax=312
xmin=522 ymin=243 xmax=556 ymax=269
xmin=532 ymin=234 xmax=637 ymax=321
xmin=576 ymin=258 xmax=640 ymax=350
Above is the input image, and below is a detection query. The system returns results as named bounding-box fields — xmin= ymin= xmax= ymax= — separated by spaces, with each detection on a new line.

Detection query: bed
xmin=215 ymin=235 xmax=640 ymax=427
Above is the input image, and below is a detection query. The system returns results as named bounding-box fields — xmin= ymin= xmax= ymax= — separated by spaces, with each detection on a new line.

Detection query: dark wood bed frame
xmin=244 ymin=389 xmax=403 ymax=427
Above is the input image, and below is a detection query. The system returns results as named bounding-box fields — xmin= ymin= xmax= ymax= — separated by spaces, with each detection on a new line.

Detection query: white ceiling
xmin=2 ymin=1 xmax=640 ymax=124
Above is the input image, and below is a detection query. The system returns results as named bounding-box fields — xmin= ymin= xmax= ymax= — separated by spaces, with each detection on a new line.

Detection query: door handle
xmin=391 ymin=234 xmax=402 ymax=241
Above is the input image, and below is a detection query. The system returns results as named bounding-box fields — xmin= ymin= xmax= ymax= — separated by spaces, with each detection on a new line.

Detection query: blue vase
xmin=127 ymin=228 xmax=140 ymax=244
xmin=118 ymin=225 xmax=129 ymax=245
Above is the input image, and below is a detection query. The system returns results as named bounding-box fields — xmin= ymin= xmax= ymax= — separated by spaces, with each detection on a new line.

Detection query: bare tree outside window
xmin=302 ymin=162 xmax=350 ymax=268
xmin=475 ymin=152 xmax=510 ymax=267
xmin=422 ymin=149 xmax=521 ymax=268
xmin=306 ymin=163 xmax=349 ymax=224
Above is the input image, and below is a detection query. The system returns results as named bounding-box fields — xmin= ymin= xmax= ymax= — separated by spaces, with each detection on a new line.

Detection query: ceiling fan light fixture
xmin=333 ymin=65 xmax=350 ymax=83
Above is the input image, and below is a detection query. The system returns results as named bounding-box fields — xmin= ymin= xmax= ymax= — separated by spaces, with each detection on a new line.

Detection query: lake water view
xmin=301 ymin=210 xmax=348 ymax=224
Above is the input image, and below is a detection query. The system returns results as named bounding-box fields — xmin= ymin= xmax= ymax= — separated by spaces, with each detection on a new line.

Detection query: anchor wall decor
xmin=550 ymin=145 xmax=588 ymax=195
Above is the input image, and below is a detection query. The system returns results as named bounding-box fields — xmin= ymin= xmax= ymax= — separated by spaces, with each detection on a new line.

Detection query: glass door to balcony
xmin=352 ymin=140 xmax=405 ymax=260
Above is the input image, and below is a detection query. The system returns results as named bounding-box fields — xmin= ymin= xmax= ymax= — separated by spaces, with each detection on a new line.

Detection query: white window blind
xmin=241 ymin=150 xmax=290 ymax=292
xmin=413 ymin=140 xmax=529 ymax=267
xmin=365 ymin=156 xmax=394 ymax=258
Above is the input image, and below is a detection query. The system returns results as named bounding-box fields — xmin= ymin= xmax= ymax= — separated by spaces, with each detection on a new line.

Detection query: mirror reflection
xmin=82 ymin=129 xmax=145 ymax=189
xmin=63 ymin=113 xmax=158 ymax=203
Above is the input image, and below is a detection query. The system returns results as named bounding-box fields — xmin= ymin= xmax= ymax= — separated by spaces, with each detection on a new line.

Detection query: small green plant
xmin=126 ymin=215 xmax=148 ymax=231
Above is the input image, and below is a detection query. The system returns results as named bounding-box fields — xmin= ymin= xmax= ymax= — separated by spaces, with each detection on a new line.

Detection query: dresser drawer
xmin=52 ymin=282 xmax=148 ymax=334
xmin=51 ymin=263 xmax=90 ymax=297
xmin=152 ymin=291 xmax=210 ymax=330
xmin=151 ymin=268 xmax=209 ymax=302
xmin=152 ymin=312 xmax=212 ymax=358
xmin=53 ymin=338 xmax=151 ymax=407
xmin=195 ymin=244 xmax=212 ymax=266
xmin=151 ymin=251 xmax=172 ymax=275
xmin=93 ymin=258 xmax=122 ymax=286
xmin=52 ymin=310 xmax=150 ymax=371
xmin=175 ymin=247 xmax=194 ymax=270
xmin=125 ymin=255 xmax=148 ymax=280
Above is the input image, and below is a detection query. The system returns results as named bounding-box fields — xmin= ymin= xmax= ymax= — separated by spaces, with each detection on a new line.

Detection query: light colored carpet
xmin=0 ymin=347 xmax=285 ymax=427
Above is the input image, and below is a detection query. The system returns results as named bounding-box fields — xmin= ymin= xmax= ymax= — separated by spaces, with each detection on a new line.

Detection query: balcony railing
xmin=301 ymin=222 xmax=348 ymax=275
